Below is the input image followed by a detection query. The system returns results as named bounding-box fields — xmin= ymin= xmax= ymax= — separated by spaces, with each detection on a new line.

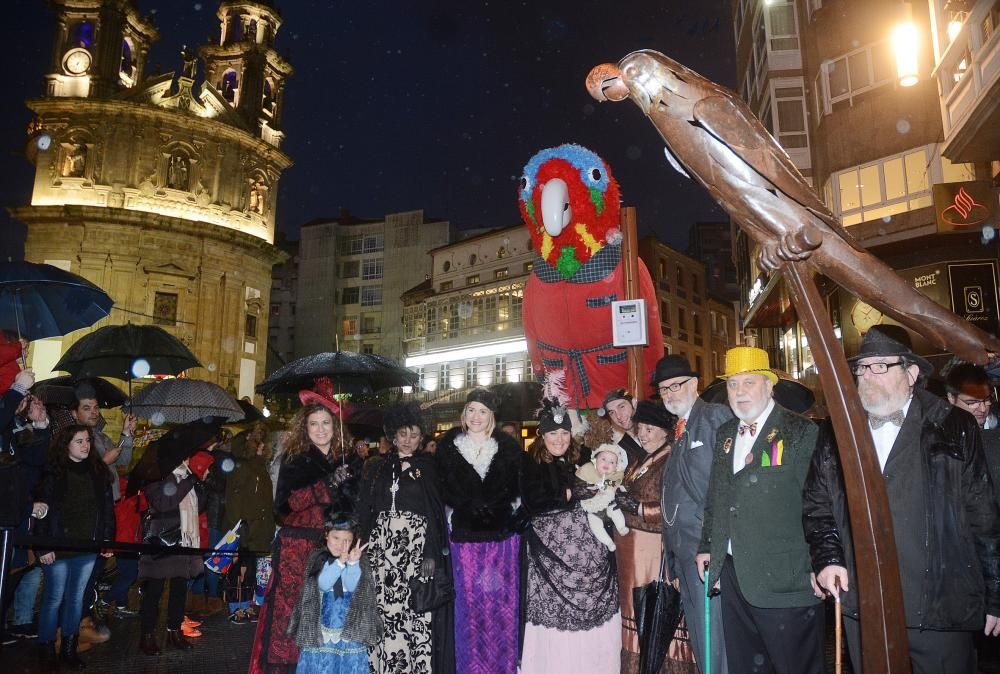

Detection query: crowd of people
xmin=4 ymin=322 xmax=1000 ymax=674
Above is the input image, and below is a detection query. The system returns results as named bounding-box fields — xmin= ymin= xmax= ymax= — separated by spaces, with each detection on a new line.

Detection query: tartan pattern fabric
xmin=531 ymin=243 xmax=622 ymax=284
xmin=535 ymin=339 xmax=619 ymax=398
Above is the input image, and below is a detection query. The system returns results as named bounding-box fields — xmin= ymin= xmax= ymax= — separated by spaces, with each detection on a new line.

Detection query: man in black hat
xmin=602 ymin=388 xmax=643 ymax=467
xmin=653 ymin=355 xmax=732 ymax=674
xmin=804 ymin=325 xmax=1000 ymax=673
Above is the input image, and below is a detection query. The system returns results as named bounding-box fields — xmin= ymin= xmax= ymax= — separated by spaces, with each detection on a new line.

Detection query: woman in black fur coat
xmin=436 ymin=388 xmax=522 ymax=674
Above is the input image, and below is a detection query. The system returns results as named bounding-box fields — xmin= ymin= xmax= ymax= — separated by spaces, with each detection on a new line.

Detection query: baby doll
xmin=576 ymin=443 xmax=629 ymax=551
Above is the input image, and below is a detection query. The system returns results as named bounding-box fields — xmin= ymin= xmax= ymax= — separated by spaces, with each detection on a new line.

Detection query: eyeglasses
xmin=852 ymin=361 xmax=905 ymax=376
xmin=658 ymin=378 xmax=695 ymax=394
xmin=957 ymin=396 xmax=993 ymax=409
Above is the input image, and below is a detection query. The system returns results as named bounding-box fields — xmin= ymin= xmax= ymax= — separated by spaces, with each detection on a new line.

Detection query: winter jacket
xmin=224 ymin=445 xmax=275 ymax=553
xmin=436 ymin=427 xmax=522 ymax=542
xmin=621 ymin=441 xmax=670 ymax=533
xmin=33 ymin=461 xmax=115 ymax=559
xmin=138 ymin=473 xmax=203 ymax=580
xmin=519 ymin=451 xmax=588 ymax=516
xmin=802 ymin=387 xmax=1000 ymax=629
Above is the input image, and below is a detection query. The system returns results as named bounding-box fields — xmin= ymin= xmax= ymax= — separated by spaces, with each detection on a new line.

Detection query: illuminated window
xmin=467 ymin=274 xmax=480 ymax=286
xmin=440 ymin=281 xmax=453 ymax=291
xmin=495 ymin=268 xmax=509 ymax=280
xmin=766 ymin=0 xmax=799 ymax=51
xmin=832 ymin=146 xmax=936 ymax=225
xmin=69 ymin=22 xmax=94 ymax=49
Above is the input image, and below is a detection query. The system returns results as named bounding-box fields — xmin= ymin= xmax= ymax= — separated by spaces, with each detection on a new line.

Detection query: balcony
xmin=935 ymin=1 xmax=1000 ymax=162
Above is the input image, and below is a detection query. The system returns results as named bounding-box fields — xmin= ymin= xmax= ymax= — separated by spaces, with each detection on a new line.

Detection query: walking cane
xmin=835 ymin=578 xmax=843 ymax=674
xmin=704 ymin=567 xmax=711 ymax=674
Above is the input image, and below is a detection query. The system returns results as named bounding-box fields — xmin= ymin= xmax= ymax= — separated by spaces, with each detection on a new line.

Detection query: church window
xmin=227 ymin=12 xmax=244 ymax=43
xmin=120 ymin=39 xmax=136 ymax=83
xmin=244 ymin=314 xmax=257 ymax=339
xmin=69 ymin=22 xmax=94 ymax=49
xmin=222 ymin=70 xmax=239 ymax=103
xmin=262 ymin=79 xmax=275 ymax=115
xmin=153 ymin=292 xmax=178 ymax=326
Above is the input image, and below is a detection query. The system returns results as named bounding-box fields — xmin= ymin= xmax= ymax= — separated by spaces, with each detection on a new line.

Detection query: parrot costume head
xmin=518 ymin=143 xmax=622 ymax=279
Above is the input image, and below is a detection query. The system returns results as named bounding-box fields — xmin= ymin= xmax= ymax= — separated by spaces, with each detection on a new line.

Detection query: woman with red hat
xmin=250 ymin=379 xmax=355 ymax=674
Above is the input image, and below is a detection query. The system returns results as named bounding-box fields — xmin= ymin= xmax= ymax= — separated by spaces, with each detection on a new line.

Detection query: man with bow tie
xmin=654 ymin=355 xmax=732 ymax=674
xmin=803 ymin=325 xmax=1000 ymax=673
xmin=696 ymin=346 xmax=824 ymax=674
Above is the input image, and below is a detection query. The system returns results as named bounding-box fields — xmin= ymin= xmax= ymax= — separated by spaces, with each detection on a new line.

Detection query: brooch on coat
xmin=723 ymin=437 xmax=733 ymax=454
xmin=409 ymin=468 xmax=422 ymax=480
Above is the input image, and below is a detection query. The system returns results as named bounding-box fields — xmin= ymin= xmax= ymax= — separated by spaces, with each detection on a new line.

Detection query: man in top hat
xmin=803 ymin=325 xmax=1000 ymax=673
xmin=696 ymin=346 xmax=824 ymax=674
xmin=654 ymin=355 xmax=732 ymax=674
xmin=602 ymin=387 xmax=643 ymax=467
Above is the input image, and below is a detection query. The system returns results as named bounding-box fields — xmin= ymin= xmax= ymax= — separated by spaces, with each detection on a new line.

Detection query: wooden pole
xmin=620 ymin=206 xmax=643 ymax=400
xmin=784 ymin=263 xmax=910 ymax=673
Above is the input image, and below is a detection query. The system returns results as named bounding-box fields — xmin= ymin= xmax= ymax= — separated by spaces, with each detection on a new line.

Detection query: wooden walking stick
xmin=835 ymin=579 xmax=843 ymax=674
xmin=588 ymin=51 xmax=1000 ymax=672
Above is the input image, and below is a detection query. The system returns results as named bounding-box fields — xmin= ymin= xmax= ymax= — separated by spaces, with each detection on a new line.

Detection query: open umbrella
xmin=236 ymin=398 xmax=266 ymax=423
xmin=126 ymin=417 xmax=226 ymax=496
xmin=0 ymin=261 xmax=114 ymax=343
xmin=256 ymin=351 xmax=417 ymax=396
xmin=699 ymin=368 xmax=816 ymax=415
xmin=490 ymin=381 xmax=543 ymax=422
xmin=33 ymin=376 xmax=127 ymax=409
xmin=131 ymin=379 xmax=243 ymax=425
xmin=54 ymin=323 xmax=200 ymax=381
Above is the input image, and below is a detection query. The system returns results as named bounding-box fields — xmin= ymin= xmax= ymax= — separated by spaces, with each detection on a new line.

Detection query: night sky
xmin=1 ymin=1 xmax=735 ymax=260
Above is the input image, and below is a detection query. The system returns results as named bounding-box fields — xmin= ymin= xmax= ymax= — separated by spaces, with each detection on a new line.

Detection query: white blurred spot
xmin=749 ymin=474 xmax=758 ymax=484
xmin=982 ymin=225 xmax=996 ymax=242
xmin=163 ymin=482 xmax=177 ymax=496
xmin=194 ymin=2 xmax=203 ymax=9
xmin=896 ymin=119 xmax=911 ymax=134
xmin=207 ymin=362 xmax=218 ymax=372
xmin=262 ymin=406 xmax=271 ymax=418
xmin=220 ymin=457 xmax=236 ymax=473
xmin=882 ymin=215 xmax=893 ymax=223
xmin=131 ymin=359 xmax=151 ymax=378
xmin=36 ymin=134 xmax=52 ymax=151
xmin=151 ymin=412 xmax=166 ymax=427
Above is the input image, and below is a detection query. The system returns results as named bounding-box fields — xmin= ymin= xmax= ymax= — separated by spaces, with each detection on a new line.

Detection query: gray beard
xmin=664 ymin=400 xmax=693 ymax=417
xmin=859 ymin=384 xmax=912 ymax=417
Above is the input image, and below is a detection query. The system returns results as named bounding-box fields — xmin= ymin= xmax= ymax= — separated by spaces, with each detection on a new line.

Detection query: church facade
xmin=13 ymin=0 xmax=292 ymax=399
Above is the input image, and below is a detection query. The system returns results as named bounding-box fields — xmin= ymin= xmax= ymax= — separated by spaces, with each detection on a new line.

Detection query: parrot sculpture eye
xmin=518 ymin=143 xmax=622 ymax=280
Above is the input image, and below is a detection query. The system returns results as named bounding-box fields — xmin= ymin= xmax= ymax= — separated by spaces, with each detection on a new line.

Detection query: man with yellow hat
xmin=695 ymin=346 xmax=824 ymax=674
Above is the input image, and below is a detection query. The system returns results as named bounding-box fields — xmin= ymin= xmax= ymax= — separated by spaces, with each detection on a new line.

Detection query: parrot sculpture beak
xmin=540 ymin=178 xmax=572 ymax=237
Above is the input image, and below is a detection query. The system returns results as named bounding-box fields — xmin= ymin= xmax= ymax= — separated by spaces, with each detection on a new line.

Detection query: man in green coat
xmin=696 ymin=346 xmax=823 ymax=674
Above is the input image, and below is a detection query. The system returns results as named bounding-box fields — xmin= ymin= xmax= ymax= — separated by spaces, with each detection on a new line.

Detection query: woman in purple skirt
xmin=436 ymin=389 xmax=522 ymax=674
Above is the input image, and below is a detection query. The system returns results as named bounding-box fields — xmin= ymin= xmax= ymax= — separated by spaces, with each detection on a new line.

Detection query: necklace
xmin=389 ymin=465 xmax=400 ymax=513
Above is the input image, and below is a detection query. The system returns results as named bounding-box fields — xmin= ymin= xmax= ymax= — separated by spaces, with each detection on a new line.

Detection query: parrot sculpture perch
xmin=518 ymin=143 xmax=664 ymax=410
xmin=585 ymin=50 xmax=1000 ymax=674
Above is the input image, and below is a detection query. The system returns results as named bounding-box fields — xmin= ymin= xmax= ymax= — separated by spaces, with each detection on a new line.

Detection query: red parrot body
xmin=518 ymin=144 xmax=664 ymax=409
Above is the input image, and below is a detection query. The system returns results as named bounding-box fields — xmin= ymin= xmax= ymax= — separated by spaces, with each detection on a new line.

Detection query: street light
xmin=891 ymin=4 xmax=920 ymax=87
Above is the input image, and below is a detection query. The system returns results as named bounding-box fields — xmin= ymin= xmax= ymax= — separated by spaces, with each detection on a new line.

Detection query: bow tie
xmin=674 ymin=418 xmax=686 ymax=440
xmin=869 ymin=410 xmax=905 ymax=430
xmin=738 ymin=422 xmax=757 ymax=437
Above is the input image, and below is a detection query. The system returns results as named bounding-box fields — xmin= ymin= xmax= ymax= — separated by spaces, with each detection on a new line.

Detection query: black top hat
xmin=650 ymin=354 xmax=699 ymax=386
xmin=632 ymin=400 xmax=677 ymax=432
xmin=465 ymin=388 xmax=499 ymax=413
xmin=848 ymin=325 xmax=933 ymax=375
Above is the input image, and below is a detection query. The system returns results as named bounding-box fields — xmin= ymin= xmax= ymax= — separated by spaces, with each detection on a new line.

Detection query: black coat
xmin=436 ymin=428 xmax=522 ymax=542
xmin=33 ymin=462 xmax=115 ymax=559
xmin=802 ymin=387 xmax=1000 ymax=629
xmin=274 ymin=447 xmax=360 ymax=521
xmin=0 ymin=391 xmax=51 ymax=529
xmin=519 ymin=451 xmax=588 ymax=516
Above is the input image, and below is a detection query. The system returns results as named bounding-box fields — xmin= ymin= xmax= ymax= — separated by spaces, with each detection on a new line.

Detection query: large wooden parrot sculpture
xmin=518 ymin=143 xmax=664 ymax=409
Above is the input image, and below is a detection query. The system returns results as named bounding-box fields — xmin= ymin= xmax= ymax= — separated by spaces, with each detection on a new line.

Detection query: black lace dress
xmin=519 ymin=454 xmax=621 ymax=674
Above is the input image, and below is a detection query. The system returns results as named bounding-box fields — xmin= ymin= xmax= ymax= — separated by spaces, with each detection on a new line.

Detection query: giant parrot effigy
xmin=586 ymin=50 xmax=1000 ymax=674
xmin=517 ymin=143 xmax=664 ymax=410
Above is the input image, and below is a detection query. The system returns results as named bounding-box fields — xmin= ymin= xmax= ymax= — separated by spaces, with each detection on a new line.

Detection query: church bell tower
xmin=45 ymin=0 xmax=158 ymax=98
xmin=200 ymin=0 xmax=293 ymax=148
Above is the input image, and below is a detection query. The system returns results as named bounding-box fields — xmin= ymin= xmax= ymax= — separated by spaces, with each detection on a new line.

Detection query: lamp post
xmin=892 ymin=3 xmax=920 ymax=87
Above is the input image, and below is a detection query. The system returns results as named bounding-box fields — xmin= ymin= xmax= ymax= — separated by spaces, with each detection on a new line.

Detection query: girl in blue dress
xmin=289 ymin=514 xmax=372 ymax=674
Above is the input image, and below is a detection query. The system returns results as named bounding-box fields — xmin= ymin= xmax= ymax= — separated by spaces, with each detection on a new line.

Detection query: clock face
xmin=63 ymin=48 xmax=92 ymax=75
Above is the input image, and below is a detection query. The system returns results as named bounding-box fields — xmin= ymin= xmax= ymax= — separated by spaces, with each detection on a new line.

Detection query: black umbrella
xmin=0 ymin=261 xmax=113 ymax=343
xmin=256 ymin=351 xmax=417 ymax=396
xmin=633 ymin=576 xmax=683 ymax=674
xmin=490 ymin=381 xmax=542 ymax=422
xmin=237 ymin=398 xmax=266 ymax=423
xmin=33 ymin=376 xmax=127 ymax=409
xmin=700 ymin=369 xmax=816 ymax=415
xmin=126 ymin=417 xmax=225 ymax=496
xmin=54 ymin=324 xmax=200 ymax=381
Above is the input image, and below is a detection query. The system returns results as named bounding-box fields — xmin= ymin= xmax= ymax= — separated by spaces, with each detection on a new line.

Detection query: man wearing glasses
xmin=947 ymin=363 xmax=999 ymax=507
xmin=654 ymin=355 xmax=732 ymax=674
xmin=803 ymin=325 xmax=1000 ymax=673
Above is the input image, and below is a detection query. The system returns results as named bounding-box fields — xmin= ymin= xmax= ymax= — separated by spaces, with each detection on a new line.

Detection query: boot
xmin=139 ymin=632 xmax=161 ymax=656
xmin=78 ymin=617 xmax=110 ymax=644
xmin=166 ymin=628 xmax=194 ymax=650
xmin=36 ymin=641 xmax=58 ymax=672
xmin=58 ymin=633 xmax=87 ymax=671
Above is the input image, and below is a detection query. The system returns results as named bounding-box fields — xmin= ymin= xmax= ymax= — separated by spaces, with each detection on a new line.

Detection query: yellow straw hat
xmin=721 ymin=346 xmax=779 ymax=384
